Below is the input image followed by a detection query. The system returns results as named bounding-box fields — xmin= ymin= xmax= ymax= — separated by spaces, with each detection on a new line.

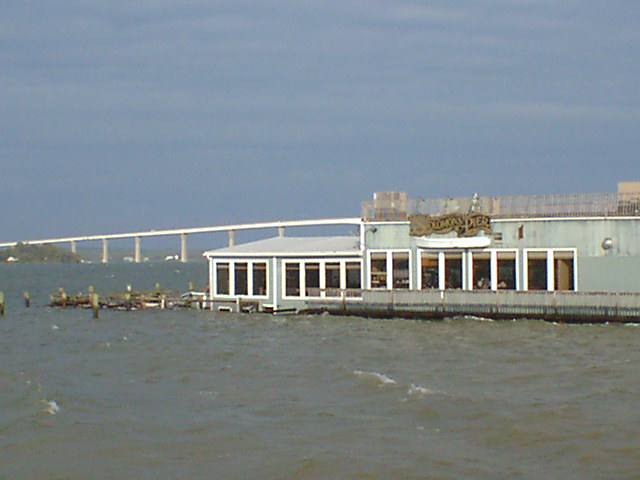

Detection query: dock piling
xmin=90 ymin=292 xmax=99 ymax=318
xmin=0 ymin=292 xmax=4 ymax=316
xmin=59 ymin=288 xmax=67 ymax=308
xmin=23 ymin=291 xmax=30 ymax=308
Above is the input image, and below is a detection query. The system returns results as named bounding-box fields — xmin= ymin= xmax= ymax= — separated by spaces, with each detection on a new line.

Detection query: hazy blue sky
xmin=2 ymin=1 xmax=639 ymax=244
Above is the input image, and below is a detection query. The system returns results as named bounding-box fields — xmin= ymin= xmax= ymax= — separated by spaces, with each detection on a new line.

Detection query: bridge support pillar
xmin=278 ymin=226 xmax=285 ymax=237
xmin=180 ymin=233 xmax=188 ymax=263
xmin=229 ymin=230 xmax=235 ymax=247
xmin=101 ymin=238 xmax=109 ymax=264
xmin=70 ymin=240 xmax=77 ymax=254
xmin=134 ymin=236 xmax=141 ymax=263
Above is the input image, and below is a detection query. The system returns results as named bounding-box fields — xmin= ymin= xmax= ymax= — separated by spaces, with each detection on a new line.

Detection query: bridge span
xmin=0 ymin=217 xmax=363 ymax=263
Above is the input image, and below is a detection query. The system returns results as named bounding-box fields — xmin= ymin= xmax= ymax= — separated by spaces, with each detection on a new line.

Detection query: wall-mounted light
xmin=601 ymin=237 xmax=614 ymax=250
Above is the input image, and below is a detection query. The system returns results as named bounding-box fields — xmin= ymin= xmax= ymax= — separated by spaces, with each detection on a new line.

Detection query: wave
xmin=406 ymin=383 xmax=437 ymax=397
xmin=353 ymin=370 xmax=397 ymax=386
xmin=41 ymin=399 xmax=60 ymax=416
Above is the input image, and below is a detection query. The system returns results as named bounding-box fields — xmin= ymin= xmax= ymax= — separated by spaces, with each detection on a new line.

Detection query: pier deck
xmin=304 ymin=289 xmax=640 ymax=323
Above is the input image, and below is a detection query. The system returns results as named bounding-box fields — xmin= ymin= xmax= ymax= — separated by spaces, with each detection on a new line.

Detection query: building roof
xmin=203 ymin=236 xmax=361 ymax=258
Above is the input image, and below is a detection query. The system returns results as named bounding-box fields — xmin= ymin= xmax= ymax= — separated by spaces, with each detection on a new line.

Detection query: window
xmin=346 ymin=262 xmax=361 ymax=289
xmin=392 ymin=252 xmax=410 ymax=289
xmin=496 ymin=251 xmax=516 ymax=289
xmin=285 ymin=263 xmax=301 ymax=297
xmin=421 ymin=253 xmax=439 ymax=289
xmin=216 ymin=263 xmax=229 ymax=295
xmin=235 ymin=263 xmax=248 ymax=295
xmin=527 ymin=251 xmax=548 ymax=290
xmin=554 ymin=251 xmax=575 ymax=291
xmin=370 ymin=252 xmax=387 ymax=288
xmin=253 ymin=262 xmax=267 ymax=296
xmin=472 ymin=253 xmax=491 ymax=290
xmin=444 ymin=253 xmax=463 ymax=289
xmin=305 ymin=263 xmax=320 ymax=297
xmin=325 ymin=262 xmax=341 ymax=296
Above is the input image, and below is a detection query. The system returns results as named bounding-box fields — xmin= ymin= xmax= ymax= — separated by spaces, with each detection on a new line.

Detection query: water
xmin=1 ymin=264 xmax=640 ymax=479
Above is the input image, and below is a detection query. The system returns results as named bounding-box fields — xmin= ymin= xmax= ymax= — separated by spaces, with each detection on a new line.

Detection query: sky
xmin=2 ymin=0 xmax=639 ymax=246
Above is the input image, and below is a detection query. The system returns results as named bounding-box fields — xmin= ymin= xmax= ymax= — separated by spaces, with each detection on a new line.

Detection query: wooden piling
xmin=0 ymin=291 xmax=4 ymax=316
xmin=90 ymin=292 xmax=99 ymax=319
xmin=59 ymin=288 xmax=67 ymax=308
xmin=23 ymin=291 xmax=31 ymax=308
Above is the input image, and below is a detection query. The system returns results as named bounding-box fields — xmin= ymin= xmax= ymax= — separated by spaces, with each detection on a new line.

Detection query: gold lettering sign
xmin=409 ymin=213 xmax=492 ymax=237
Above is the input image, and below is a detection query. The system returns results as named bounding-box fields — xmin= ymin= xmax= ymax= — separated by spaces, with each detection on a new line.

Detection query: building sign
xmin=409 ymin=213 xmax=492 ymax=237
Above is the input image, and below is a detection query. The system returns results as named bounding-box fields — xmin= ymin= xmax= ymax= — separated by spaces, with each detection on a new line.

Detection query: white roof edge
xmin=203 ymin=251 xmax=363 ymax=258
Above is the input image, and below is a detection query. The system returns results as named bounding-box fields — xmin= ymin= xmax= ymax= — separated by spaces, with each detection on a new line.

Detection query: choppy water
xmin=1 ymin=264 xmax=640 ymax=479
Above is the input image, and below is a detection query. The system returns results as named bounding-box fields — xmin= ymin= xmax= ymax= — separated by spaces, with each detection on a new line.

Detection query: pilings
xmin=48 ymin=283 xmax=207 ymax=311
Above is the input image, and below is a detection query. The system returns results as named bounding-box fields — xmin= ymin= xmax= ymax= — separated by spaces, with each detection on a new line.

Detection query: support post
xmin=278 ymin=226 xmax=285 ymax=238
xmin=229 ymin=230 xmax=235 ymax=247
xmin=101 ymin=238 xmax=109 ymax=264
xmin=90 ymin=292 xmax=99 ymax=319
xmin=134 ymin=236 xmax=141 ymax=263
xmin=70 ymin=240 xmax=77 ymax=254
xmin=180 ymin=233 xmax=188 ymax=263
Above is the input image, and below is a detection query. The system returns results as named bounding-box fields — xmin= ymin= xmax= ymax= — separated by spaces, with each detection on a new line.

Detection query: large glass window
xmin=370 ymin=252 xmax=387 ymax=288
xmin=285 ymin=263 xmax=301 ymax=297
xmin=325 ymin=262 xmax=341 ymax=297
xmin=253 ymin=262 xmax=267 ymax=296
xmin=554 ymin=251 xmax=575 ymax=291
xmin=444 ymin=253 xmax=463 ymax=289
xmin=472 ymin=253 xmax=491 ymax=290
xmin=346 ymin=262 xmax=361 ymax=289
xmin=497 ymin=251 xmax=516 ymax=289
xmin=392 ymin=252 xmax=410 ymax=289
xmin=234 ymin=262 xmax=248 ymax=295
xmin=305 ymin=263 xmax=320 ymax=297
xmin=421 ymin=253 xmax=439 ymax=289
xmin=216 ymin=263 xmax=229 ymax=295
xmin=527 ymin=251 xmax=548 ymax=290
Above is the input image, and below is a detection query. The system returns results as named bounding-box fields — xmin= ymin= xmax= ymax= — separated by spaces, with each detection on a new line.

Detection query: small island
xmin=0 ymin=243 xmax=83 ymax=264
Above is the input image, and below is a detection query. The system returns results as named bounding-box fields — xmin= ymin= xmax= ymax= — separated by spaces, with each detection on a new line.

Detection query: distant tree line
xmin=0 ymin=243 xmax=83 ymax=263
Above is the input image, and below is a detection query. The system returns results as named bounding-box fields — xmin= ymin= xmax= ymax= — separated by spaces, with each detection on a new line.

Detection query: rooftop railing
xmin=362 ymin=192 xmax=640 ymax=221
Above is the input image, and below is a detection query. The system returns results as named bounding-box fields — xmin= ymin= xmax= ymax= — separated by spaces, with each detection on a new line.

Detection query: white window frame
xmin=522 ymin=248 xmax=577 ymax=291
xmin=367 ymin=249 xmax=412 ymax=290
xmin=282 ymin=258 xmax=363 ymax=299
xmin=469 ymin=248 xmax=520 ymax=291
xmin=212 ymin=259 xmax=270 ymax=298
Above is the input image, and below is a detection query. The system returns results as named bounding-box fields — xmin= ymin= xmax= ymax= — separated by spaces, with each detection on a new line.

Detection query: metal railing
xmin=362 ymin=192 xmax=640 ymax=221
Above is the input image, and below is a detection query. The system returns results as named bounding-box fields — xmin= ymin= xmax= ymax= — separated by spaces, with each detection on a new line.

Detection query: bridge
xmin=0 ymin=218 xmax=363 ymax=263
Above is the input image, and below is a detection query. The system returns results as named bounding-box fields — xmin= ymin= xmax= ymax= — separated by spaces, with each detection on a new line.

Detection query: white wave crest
xmin=353 ymin=370 xmax=397 ymax=386
xmin=42 ymin=400 xmax=60 ymax=415
xmin=407 ymin=384 xmax=436 ymax=397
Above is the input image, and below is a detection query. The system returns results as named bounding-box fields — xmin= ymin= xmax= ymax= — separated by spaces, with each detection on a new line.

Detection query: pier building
xmin=203 ymin=183 xmax=640 ymax=319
